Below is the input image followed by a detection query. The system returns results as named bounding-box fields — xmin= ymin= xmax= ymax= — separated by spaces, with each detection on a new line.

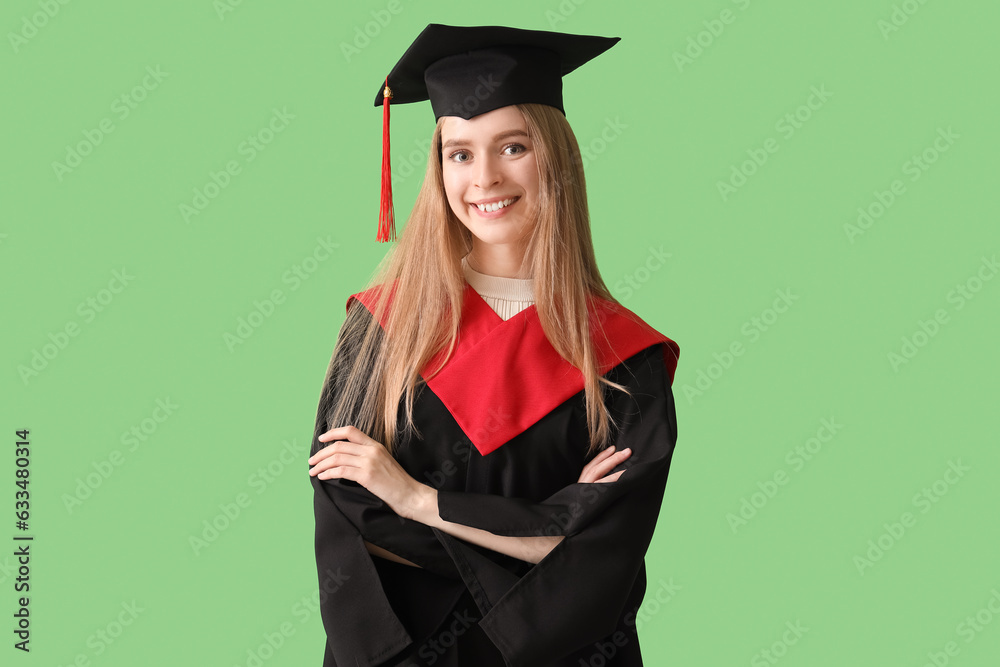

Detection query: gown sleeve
xmin=309 ymin=307 xmax=468 ymax=666
xmin=309 ymin=305 xmax=463 ymax=581
xmin=430 ymin=341 xmax=679 ymax=665
xmin=310 ymin=470 xmax=413 ymax=665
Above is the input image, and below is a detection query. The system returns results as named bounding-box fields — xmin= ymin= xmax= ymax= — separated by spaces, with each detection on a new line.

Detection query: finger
xmin=594 ymin=445 xmax=630 ymax=465
xmin=586 ymin=446 xmax=617 ymax=466
xmin=308 ymin=452 xmax=364 ymax=476
xmin=590 ymin=448 xmax=631 ymax=477
xmin=317 ymin=465 xmax=360 ymax=482
xmin=318 ymin=425 xmax=369 ymax=444
xmin=308 ymin=441 xmax=368 ymax=465
xmin=594 ymin=470 xmax=624 ymax=484
xmin=579 ymin=446 xmax=617 ymax=475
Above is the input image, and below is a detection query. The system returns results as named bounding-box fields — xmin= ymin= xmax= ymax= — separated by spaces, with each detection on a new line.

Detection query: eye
xmin=503 ymin=143 xmax=526 ymax=155
xmin=448 ymin=150 xmax=471 ymax=163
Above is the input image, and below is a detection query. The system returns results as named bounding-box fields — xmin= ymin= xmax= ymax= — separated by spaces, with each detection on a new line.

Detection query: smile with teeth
xmin=475 ymin=197 xmax=519 ymax=212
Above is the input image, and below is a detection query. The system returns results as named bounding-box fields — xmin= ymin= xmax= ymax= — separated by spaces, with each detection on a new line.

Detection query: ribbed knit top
xmin=461 ymin=255 xmax=535 ymax=321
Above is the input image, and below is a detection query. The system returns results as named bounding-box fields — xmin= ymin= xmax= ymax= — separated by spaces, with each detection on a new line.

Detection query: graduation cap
xmin=372 ymin=23 xmax=620 ymax=243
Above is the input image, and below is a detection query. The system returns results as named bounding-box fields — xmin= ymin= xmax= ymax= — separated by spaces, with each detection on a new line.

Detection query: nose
xmin=474 ymin=153 xmax=502 ymax=189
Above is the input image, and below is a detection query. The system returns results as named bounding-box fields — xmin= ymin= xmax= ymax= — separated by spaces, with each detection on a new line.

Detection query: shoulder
xmin=344 ymin=280 xmax=403 ymax=329
xmin=589 ymin=295 xmax=680 ymax=386
xmin=345 ymin=280 xmax=397 ymax=314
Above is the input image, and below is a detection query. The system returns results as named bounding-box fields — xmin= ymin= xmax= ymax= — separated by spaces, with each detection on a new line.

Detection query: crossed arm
xmin=308 ymin=427 xmax=633 ymax=567
xmin=363 ymin=489 xmax=563 ymax=567
xmin=364 ymin=486 xmax=566 ymax=567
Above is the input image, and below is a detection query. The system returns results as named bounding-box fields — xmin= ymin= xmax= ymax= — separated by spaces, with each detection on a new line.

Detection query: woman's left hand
xmin=308 ymin=425 xmax=429 ymax=521
xmin=577 ymin=445 xmax=632 ymax=483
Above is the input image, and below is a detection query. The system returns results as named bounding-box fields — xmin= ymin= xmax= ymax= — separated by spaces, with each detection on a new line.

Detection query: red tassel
xmin=377 ymin=77 xmax=396 ymax=243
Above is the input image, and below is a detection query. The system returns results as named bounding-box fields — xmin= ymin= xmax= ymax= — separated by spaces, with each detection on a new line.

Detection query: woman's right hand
xmin=577 ymin=446 xmax=632 ymax=483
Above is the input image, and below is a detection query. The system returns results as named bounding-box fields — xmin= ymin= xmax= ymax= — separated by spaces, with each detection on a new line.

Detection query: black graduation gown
xmin=309 ymin=281 xmax=680 ymax=667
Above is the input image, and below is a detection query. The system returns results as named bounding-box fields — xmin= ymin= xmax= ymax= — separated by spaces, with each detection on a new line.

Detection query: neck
xmin=466 ymin=243 xmax=531 ymax=278
xmin=462 ymin=256 xmax=534 ymax=304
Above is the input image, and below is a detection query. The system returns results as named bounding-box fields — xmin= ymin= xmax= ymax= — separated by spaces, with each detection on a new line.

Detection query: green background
xmin=2 ymin=0 xmax=998 ymax=665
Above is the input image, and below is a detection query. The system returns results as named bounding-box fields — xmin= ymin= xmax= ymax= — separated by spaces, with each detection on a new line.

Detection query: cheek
xmin=517 ymin=160 xmax=540 ymax=199
xmin=441 ymin=169 xmax=468 ymax=218
xmin=441 ymin=168 xmax=463 ymax=204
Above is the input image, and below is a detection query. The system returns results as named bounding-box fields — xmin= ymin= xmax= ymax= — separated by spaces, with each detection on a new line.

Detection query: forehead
xmin=440 ymin=106 xmax=527 ymax=141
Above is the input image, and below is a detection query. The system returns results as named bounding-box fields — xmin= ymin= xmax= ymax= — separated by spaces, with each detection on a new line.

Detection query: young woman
xmin=307 ymin=24 xmax=680 ymax=667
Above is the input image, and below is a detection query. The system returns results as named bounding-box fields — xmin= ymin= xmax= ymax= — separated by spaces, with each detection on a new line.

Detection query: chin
xmin=465 ymin=219 xmax=528 ymax=246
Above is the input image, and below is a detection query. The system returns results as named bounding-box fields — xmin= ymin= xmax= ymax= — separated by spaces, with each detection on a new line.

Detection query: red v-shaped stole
xmin=346 ymin=282 xmax=679 ymax=457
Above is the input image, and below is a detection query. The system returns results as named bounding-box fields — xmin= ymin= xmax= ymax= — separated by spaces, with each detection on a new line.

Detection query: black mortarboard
xmin=372 ymin=23 xmax=620 ymax=242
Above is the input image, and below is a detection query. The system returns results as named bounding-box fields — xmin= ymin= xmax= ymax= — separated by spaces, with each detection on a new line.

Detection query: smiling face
xmin=440 ymin=105 xmax=540 ymax=254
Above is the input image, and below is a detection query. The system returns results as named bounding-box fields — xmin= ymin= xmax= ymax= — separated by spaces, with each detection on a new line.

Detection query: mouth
xmin=470 ymin=196 xmax=520 ymax=215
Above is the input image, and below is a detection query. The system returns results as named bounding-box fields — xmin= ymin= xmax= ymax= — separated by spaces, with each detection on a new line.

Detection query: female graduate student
xmin=306 ymin=24 xmax=681 ymax=667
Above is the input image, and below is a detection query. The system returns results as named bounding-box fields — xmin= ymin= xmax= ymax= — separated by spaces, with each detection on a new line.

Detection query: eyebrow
xmin=441 ymin=128 xmax=530 ymax=149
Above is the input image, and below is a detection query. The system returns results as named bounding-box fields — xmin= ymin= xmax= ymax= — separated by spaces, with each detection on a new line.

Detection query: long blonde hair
xmin=320 ymin=102 xmax=631 ymax=458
